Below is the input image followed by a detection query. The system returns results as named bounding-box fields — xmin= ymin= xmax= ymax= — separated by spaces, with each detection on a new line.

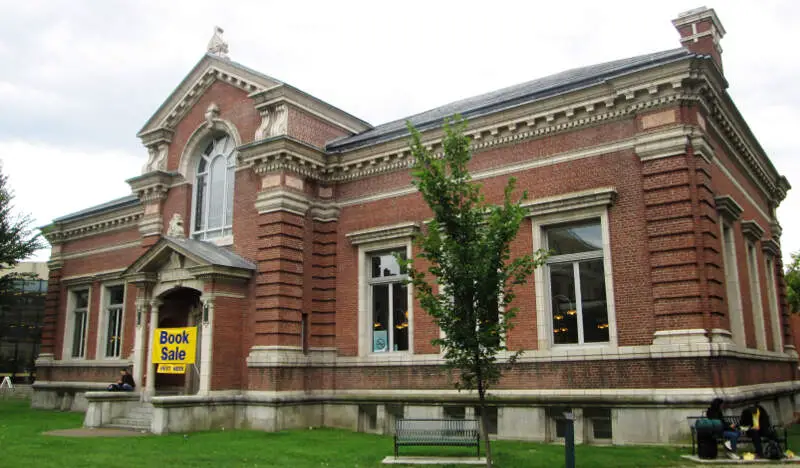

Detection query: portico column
xmin=132 ymin=298 xmax=148 ymax=394
xmin=199 ymin=297 xmax=214 ymax=394
xmin=145 ymin=298 xmax=162 ymax=397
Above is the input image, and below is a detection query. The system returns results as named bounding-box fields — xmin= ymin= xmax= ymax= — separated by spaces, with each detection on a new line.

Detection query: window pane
xmin=550 ymin=263 xmax=578 ymax=344
xmin=547 ymin=220 xmax=602 ymax=255
xmin=372 ymin=284 xmax=389 ymax=352
xmin=225 ymin=165 xmax=234 ymax=227
xmin=108 ymin=286 xmax=124 ymax=306
xmin=195 ymin=174 xmax=206 ymax=231
xmin=197 ymin=156 xmax=207 ymax=174
xmin=75 ymin=290 xmax=89 ymax=309
xmin=106 ymin=309 xmax=121 ymax=358
xmin=371 ymin=251 xmax=404 ymax=278
xmin=207 ymin=155 xmax=226 ymax=230
xmin=392 ymin=283 xmax=409 ymax=351
xmin=580 ymin=260 xmax=609 ymax=343
xmin=72 ymin=311 xmax=85 ymax=358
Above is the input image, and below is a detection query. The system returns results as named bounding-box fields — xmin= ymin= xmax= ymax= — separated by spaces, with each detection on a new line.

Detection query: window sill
xmin=191 ymin=235 xmax=234 ymax=247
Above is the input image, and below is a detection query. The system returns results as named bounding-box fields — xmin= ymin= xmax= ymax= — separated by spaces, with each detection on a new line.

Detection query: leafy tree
xmin=787 ymin=251 xmax=799 ymax=314
xmin=0 ymin=163 xmax=45 ymax=286
xmin=402 ymin=117 xmax=548 ymax=467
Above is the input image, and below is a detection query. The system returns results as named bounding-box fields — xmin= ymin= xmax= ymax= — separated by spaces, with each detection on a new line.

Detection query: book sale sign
xmin=152 ymin=327 xmax=197 ymax=374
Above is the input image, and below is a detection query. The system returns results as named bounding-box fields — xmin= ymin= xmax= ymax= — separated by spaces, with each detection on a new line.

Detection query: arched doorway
xmin=154 ymin=287 xmax=202 ymax=395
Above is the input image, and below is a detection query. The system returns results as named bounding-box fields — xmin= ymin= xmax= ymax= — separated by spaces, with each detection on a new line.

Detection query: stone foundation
xmin=31 ymin=381 xmax=108 ymax=412
xmin=70 ymin=381 xmax=800 ymax=444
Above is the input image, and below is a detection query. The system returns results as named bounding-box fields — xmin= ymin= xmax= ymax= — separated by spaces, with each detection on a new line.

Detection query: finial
xmin=207 ymin=26 xmax=229 ymax=59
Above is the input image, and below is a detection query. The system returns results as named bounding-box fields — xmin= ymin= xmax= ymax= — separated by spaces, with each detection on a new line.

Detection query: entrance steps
xmin=104 ymin=402 xmax=153 ymax=432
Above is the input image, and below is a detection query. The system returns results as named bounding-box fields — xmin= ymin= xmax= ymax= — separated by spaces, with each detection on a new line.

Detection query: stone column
xmin=199 ymin=297 xmax=214 ymax=394
xmin=145 ymin=298 xmax=162 ymax=398
xmin=132 ymin=297 xmax=149 ymax=394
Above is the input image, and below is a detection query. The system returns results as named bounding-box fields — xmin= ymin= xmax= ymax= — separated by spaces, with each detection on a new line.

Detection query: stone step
xmin=104 ymin=423 xmax=150 ymax=432
xmin=110 ymin=417 xmax=151 ymax=429
xmin=128 ymin=408 xmax=153 ymax=416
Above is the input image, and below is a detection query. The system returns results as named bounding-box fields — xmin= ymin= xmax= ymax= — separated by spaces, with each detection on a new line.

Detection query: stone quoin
xmin=32 ymin=10 xmax=797 ymax=444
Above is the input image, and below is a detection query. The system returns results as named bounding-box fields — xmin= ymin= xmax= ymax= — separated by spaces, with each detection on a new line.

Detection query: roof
xmin=164 ymin=236 xmax=256 ymax=270
xmin=53 ymin=195 xmax=140 ymax=223
xmin=327 ymin=48 xmax=694 ymax=152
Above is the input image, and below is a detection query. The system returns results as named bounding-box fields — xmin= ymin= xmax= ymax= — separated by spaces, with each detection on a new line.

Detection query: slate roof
xmin=326 ymin=48 xmax=694 ymax=153
xmin=53 ymin=195 xmax=140 ymax=223
xmin=164 ymin=236 xmax=256 ymax=270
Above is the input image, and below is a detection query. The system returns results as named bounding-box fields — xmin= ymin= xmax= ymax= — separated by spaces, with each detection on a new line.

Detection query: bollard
xmin=564 ymin=411 xmax=575 ymax=468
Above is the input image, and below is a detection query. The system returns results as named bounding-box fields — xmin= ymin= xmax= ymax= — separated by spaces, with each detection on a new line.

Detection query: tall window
xmin=193 ymin=135 xmax=235 ymax=241
xmin=546 ymin=219 xmax=609 ymax=345
xmin=369 ymin=250 xmax=408 ymax=352
xmin=71 ymin=290 xmax=89 ymax=358
xmin=746 ymin=242 xmax=766 ymax=350
xmin=104 ymin=285 xmax=125 ymax=358
xmin=765 ymin=257 xmax=782 ymax=352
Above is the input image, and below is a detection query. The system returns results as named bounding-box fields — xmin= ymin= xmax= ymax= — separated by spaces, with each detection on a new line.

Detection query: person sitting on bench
xmin=739 ymin=403 xmax=772 ymax=458
xmin=107 ymin=369 xmax=135 ymax=392
xmin=706 ymin=397 xmax=740 ymax=459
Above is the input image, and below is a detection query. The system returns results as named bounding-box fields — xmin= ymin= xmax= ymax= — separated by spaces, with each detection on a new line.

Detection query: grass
xmin=2 ymin=399 xmax=793 ymax=467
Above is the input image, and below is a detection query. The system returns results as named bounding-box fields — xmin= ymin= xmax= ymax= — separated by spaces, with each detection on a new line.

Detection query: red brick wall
xmin=287 ymin=106 xmax=351 ymax=148
xmin=167 ymin=81 xmax=259 ymax=172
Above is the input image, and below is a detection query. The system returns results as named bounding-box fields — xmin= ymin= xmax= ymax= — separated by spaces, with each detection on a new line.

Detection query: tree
xmin=787 ymin=251 xmax=799 ymax=314
xmin=0 ymin=163 xmax=45 ymax=285
xmin=402 ymin=117 xmax=548 ymax=467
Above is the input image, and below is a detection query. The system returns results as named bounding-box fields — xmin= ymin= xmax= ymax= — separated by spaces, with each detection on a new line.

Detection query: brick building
xmin=32 ymin=8 xmax=796 ymax=443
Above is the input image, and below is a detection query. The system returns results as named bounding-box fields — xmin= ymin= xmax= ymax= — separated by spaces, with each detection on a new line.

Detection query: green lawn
xmin=1 ymin=399 xmax=787 ymax=467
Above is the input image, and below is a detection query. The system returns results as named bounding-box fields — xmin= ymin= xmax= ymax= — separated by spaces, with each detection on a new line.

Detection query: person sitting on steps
xmin=107 ymin=368 xmax=135 ymax=392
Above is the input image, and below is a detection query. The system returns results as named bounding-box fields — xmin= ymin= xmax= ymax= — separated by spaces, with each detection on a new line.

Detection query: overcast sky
xmin=0 ymin=0 xmax=797 ymax=265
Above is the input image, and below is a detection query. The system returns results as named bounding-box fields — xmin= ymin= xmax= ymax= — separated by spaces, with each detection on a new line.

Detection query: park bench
xmin=394 ymin=419 xmax=481 ymax=457
xmin=687 ymin=416 xmax=788 ymax=456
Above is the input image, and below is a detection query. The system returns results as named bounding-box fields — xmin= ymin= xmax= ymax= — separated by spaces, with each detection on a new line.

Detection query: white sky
xmin=0 ymin=0 xmax=797 ymax=265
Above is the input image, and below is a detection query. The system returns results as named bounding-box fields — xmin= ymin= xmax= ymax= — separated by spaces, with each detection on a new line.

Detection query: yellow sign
xmin=151 ymin=327 xmax=197 ymax=364
xmin=157 ymin=364 xmax=187 ymax=374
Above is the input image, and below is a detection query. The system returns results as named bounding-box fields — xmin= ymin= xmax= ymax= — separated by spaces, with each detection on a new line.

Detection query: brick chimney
xmin=672 ymin=6 xmax=726 ymax=72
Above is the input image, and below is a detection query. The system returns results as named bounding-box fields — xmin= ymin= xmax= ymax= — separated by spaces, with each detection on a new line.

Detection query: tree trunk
xmin=477 ymin=380 xmax=492 ymax=467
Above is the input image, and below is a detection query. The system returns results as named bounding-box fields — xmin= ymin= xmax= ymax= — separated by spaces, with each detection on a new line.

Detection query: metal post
xmin=564 ymin=411 xmax=575 ymax=468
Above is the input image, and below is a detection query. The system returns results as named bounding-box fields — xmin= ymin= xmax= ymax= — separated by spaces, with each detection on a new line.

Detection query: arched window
xmin=192 ymin=135 xmax=235 ymax=241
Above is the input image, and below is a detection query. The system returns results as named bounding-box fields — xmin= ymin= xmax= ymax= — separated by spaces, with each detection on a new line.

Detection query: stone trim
xmin=127 ymin=170 xmax=179 ymax=202
xmin=762 ymin=238 xmax=781 ymax=258
xmin=522 ymin=187 xmax=616 ymax=217
xmin=62 ymin=269 xmax=127 ymax=287
xmin=714 ymin=195 xmax=743 ymax=222
xmin=249 ymin=84 xmax=371 ymax=135
xmin=634 ymin=126 xmax=691 ymax=161
xmin=346 ymin=222 xmax=420 ymax=246
xmin=309 ymin=202 xmax=341 ymax=222
xmin=238 ymin=136 xmax=327 ymax=180
xmin=254 ymin=189 xmax=311 ymax=216
xmin=740 ymin=220 xmax=765 ymax=243
xmin=43 ymin=209 xmax=143 ymax=244
xmin=59 ymin=241 xmax=142 ymax=261
xmin=36 ymin=359 xmax=133 ymax=368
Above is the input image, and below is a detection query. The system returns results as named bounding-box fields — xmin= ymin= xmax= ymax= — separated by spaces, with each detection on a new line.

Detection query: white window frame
xmin=745 ymin=241 xmax=767 ymax=350
xmin=532 ymin=206 xmax=617 ymax=350
xmin=190 ymin=134 xmax=236 ymax=245
xmin=357 ymin=239 xmax=414 ymax=357
xmin=63 ymin=287 xmax=91 ymax=360
xmin=97 ymin=282 xmax=126 ymax=359
xmin=720 ymin=221 xmax=745 ymax=347
xmin=764 ymin=256 xmax=783 ymax=352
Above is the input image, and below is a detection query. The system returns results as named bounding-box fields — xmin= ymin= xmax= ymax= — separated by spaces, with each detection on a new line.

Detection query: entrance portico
xmin=124 ymin=234 xmax=255 ymax=399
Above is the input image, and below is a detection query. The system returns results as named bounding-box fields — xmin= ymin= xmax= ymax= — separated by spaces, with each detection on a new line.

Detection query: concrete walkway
xmin=43 ymin=427 xmax=149 ymax=437
xmin=382 ymin=457 xmax=486 ymax=465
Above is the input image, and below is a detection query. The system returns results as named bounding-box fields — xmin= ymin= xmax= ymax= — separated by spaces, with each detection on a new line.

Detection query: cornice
xmin=714 ymin=195 xmax=743 ymax=222
xmin=522 ymin=187 xmax=617 ymax=217
xmin=254 ymin=189 xmax=311 ymax=216
xmin=238 ymin=136 xmax=327 ymax=180
xmin=761 ymin=239 xmax=781 ymax=258
xmin=43 ymin=208 xmax=144 ymax=244
xmin=346 ymin=221 xmax=420 ymax=246
xmin=127 ymin=170 xmax=180 ymax=203
xmin=249 ymin=84 xmax=371 ymax=135
xmin=62 ymin=268 xmax=127 ymax=287
xmin=740 ymin=220 xmax=765 ymax=243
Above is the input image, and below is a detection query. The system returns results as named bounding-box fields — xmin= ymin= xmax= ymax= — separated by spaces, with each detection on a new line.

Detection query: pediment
xmin=124 ymin=236 xmax=256 ymax=281
xmin=137 ymin=54 xmax=282 ymax=145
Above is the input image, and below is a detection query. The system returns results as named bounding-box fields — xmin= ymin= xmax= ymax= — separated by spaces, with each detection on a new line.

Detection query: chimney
xmin=672 ymin=6 xmax=726 ymax=72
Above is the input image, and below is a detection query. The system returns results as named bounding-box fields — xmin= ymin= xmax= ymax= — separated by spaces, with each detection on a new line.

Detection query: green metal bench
xmin=394 ymin=419 xmax=481 ymax=457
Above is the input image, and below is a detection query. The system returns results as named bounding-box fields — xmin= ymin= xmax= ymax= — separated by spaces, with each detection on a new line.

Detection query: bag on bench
xmin=763 ymin=439 xmax=783 ymax=460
